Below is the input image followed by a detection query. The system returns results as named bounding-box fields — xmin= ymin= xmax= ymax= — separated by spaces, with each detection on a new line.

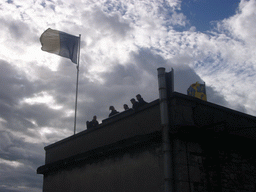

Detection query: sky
xmin=0 ymin=0 xmax=255 ymax=191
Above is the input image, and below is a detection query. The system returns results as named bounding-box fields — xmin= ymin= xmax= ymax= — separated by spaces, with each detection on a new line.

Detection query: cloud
xmin=7 ymin=20 xmax=30 ymax=41
xmin=219 ymin=0 xmax=256 ymax=45
xmin=84 ymin=7 xmax=131 ymax=38
xmin=190 ymin=0 xmax=256 ymax=114
xmin=0 ymin=130 xmax=44 ymax=192
xmin=0 ymin=0 xmax=256 ymax=191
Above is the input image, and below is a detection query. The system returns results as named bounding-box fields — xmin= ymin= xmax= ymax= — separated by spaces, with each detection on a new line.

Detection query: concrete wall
xmin=38 ymin=93 xmax=256 ymax=192
xmin=43 ymin=145 xmax=164 ymax=192
xmin=42 ymin=133 xmax=256 ymax=192
xmin=43 ymin=93 xmax=256 ymax=165
xmin=171 ymin=127 xmax=256 ymax=192
xmin=169 ymin=93 xmax=256 ymax=139
xmin=45 ymin=100 xmax=161 ymax=164
xmin=173 ymin=135 xmax=256 ymax=192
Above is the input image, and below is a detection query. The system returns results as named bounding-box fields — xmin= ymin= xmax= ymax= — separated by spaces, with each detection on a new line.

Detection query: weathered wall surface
xmin=169 ymin=94 xmax=256 ymax=139
xmin=43 ymin=146 xmax=164 ymax=192
xmin=172 ymin=133 xmax=256 ymax=192
xmin=42 ymin=134 xmax=256 ymax=192
xmin=45 ymin=101 xmax=161 ymax=164
xmin=39 ymin=93 xmax=256 ymax=192
xmin=172 ymin=139 xmax=204 ymax=191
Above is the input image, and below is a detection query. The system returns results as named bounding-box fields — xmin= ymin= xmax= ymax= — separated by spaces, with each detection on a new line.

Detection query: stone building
xmin=37 ymin=69 xmax=256 ymax=192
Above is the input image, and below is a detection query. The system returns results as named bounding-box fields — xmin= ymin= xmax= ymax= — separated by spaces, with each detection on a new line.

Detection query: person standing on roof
xmin=130 ymin=98 xmax=139 ymax=110
xmin=109 ymin=106 xmax=119 ymax=117
xmin=86 ymin=115 xmax=99 ymax=129
xmin=136 ymin=94 xmax=148 ymax=107
xmin=123 ymin=104 xmax=130 ymax=110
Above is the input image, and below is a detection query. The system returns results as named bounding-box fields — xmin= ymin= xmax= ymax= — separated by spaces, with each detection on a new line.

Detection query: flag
xmin=187 ymin=82 xmax=207 ymax=101
xmin=40 ymin=28 xmax=79 ymax=64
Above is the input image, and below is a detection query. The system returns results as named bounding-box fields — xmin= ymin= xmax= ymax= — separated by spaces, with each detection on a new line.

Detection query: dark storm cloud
xmin=30 ymin=63 xmax=78 ymax=106
xmin=0 ymin=130 xmax=44 ymax=192
xmin=0 ymin=164 xmax=43 ymax=192
xmin=173 ymin=65 xmax=230 ymax=107
xmin=1 ymin=1 xmax=254 ymax=191
xmin=69 ymin=61 xmax=157 ymax=126
xmin=74 ymin=64 xmax=143 ymax=124
xmin=0 ymin=60 xmax=34 ymax=105
xmin=0 ymin=130 xmax=44 ymax=163
xmin=0 ymin=60 xmax=65 ymax=131
xmin=0 ymin=60 xmax=36 ymax=130
xmin=84 ymin=48 xmax=231 ymax=119
xmin=18 ymin=104 xmax=63 ymax=127
xmin=101 ymin=64 xmax=142 ymax=86
xmin=71 ymin=47 xmax=240 ymax=129
xmin=130 ymin=49 xmax=230 ymax=108
xmin=0 ymin=60 xmax=48 ymax=188
xmin=131 ymin=48 xmax=167 ymax=75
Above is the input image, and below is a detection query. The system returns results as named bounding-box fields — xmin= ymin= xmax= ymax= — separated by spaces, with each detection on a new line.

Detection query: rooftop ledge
xmin=38 ymin=92 xmax=256 ymax=174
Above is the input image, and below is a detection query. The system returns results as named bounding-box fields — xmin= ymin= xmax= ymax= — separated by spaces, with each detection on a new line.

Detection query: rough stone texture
xmin=172 ymin=133 xmax=256 ymax=192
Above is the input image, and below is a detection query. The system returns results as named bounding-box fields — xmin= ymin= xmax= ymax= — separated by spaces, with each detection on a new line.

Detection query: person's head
xmin=93 ymin=115 xmax=97 ymax=120
xmin=130 ymin=98 xmax=136 ymax=104
xmin=109 ymin=106 xmax=115 ymax=110
xmin=136 ymin=94 xmax=142 ymax=100
xmin=123 ymin=104 xmax=129 ymax=110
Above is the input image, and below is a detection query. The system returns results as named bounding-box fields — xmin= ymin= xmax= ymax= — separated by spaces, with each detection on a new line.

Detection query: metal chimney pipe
xmin=157 ymin=67 xmax=172 ymax=192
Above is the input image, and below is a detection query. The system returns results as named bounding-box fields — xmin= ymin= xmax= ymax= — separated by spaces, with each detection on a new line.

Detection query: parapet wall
xmin=38 ymin=92 xmax=256 ymax=192
xmin=42 ymin=92 xmax=256 ymax=166
xmin=43 ymin=143 xmax=164 ymax=192
xmin=44 ymin=100 xmax=161 ymax=164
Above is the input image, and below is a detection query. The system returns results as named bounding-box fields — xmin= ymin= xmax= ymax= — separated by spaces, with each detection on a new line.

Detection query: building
xmin=37 ymin=68 xmax=256 ymax=192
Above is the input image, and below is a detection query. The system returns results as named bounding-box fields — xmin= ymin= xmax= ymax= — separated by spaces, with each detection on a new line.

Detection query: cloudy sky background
xmin=0 ymin=0 xmax=256 ymax=191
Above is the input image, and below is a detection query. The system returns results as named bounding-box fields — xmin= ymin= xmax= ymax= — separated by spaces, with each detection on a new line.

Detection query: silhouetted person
xmin=130 ymin=98 xmax=139 ymax=110
xmin=86 ymin=115 xmax=99 ymax=129
xmin=109 ymin=106 xmax=119 ymax=117
xmin=136 ymin=94 xmax=147 ymax=107
xmin=123 ymin=104 xmax=130 ymax=110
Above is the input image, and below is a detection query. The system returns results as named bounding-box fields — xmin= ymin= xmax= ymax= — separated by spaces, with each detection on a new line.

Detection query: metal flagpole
xmin=204 ymin=82 xmax=207 ymax=101
xmin=74 ymin=34 xmax=81 ymax=135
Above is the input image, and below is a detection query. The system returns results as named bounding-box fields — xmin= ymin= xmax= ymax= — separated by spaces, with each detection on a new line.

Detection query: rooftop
xmin=37 ymin=92 xmax=256 ymax=175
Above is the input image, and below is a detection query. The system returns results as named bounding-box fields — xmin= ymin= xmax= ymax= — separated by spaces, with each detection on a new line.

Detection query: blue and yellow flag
xmin=187 ymin=82 xmax=207 ymax=101
xmin=40 ymin=28 xmax=79 ymax=64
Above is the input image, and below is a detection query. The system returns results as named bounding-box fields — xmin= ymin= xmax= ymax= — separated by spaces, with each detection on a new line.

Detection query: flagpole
xmin=74 ymin=34 xmax=81 ymax=135
xmin=204 ymin=82 xmax=207 ymax=101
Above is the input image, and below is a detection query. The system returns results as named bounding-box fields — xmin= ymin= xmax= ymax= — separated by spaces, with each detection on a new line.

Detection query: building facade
xmin=37 ymin=90 xmax=256 ymax=192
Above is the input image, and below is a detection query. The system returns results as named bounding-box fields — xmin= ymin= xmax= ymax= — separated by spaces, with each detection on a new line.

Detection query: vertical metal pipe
xmin=157 ymin=67 xmax=172 ymax=192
